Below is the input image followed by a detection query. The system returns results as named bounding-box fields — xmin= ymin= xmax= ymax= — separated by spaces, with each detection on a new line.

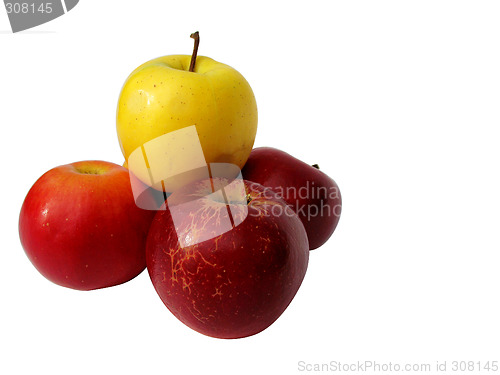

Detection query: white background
xmin=1 ymin=1 xmax=499 ymax=374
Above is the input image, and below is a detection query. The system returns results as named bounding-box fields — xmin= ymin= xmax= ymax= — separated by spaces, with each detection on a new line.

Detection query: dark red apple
xmin=19 ymin=160 xmax=156 ymax=291
xmin=242 ymin=147 xmax=342 ymax=250
xmin=146 ymin=177 xmax=309 ymax=339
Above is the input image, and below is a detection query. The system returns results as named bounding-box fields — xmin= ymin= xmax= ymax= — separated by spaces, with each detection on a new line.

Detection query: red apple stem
xmin=312 ymin=164 xmax=320 ymax=170
xmin=189 ymin=31 xmax=200 ymax=72
xmin=246 ymin=194 xmax=252 ymax=204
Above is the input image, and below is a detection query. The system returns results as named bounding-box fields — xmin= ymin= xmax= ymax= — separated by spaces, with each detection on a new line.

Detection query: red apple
xmin=146 ymin=177 xmax=309 ymax=339
xmin=19 ymin=160 xmax=156 ymax=291
xmin=242 ymin=147 xmax=342 ymax=250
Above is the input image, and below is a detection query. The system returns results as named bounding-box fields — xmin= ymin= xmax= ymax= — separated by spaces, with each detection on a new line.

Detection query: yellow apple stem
xmin=189 ymin=31 xmax=200 ymax=72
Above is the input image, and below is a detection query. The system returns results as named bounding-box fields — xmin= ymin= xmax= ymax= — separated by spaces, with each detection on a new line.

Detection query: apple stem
xmin=246 ymin=194 xmax=252 ymax=204
xmin=189 ymin=31 xmax=200 ymax=72
xmin=312 ymin=164 xmax=320 ymax=170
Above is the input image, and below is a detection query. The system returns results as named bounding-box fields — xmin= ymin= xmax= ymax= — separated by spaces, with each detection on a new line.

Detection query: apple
xmin=116 ymin=32 xmax=258 ymax=192
xmin=146 ymin=177 xmax=309 ymax=339
xmin=242 ymin=147 xmax=342 ymax=250
xmin=19 ymin=160 xmax=156 ymax=291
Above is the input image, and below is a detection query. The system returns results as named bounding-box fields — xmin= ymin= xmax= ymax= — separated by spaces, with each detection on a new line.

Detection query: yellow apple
xmin=116 ymin=47 xmax=258 ymax=193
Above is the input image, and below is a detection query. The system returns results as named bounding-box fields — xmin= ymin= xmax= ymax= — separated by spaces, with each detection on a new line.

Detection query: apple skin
xmin=146 ymin=178 xmax=309 ymax=339
xmin=242 ymin=147 xmax=342 ymax=250
xmin=19 ymin=161 xmax=156 ymax=291
xmin=116 ymin=55 xmax=258 ymax=190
